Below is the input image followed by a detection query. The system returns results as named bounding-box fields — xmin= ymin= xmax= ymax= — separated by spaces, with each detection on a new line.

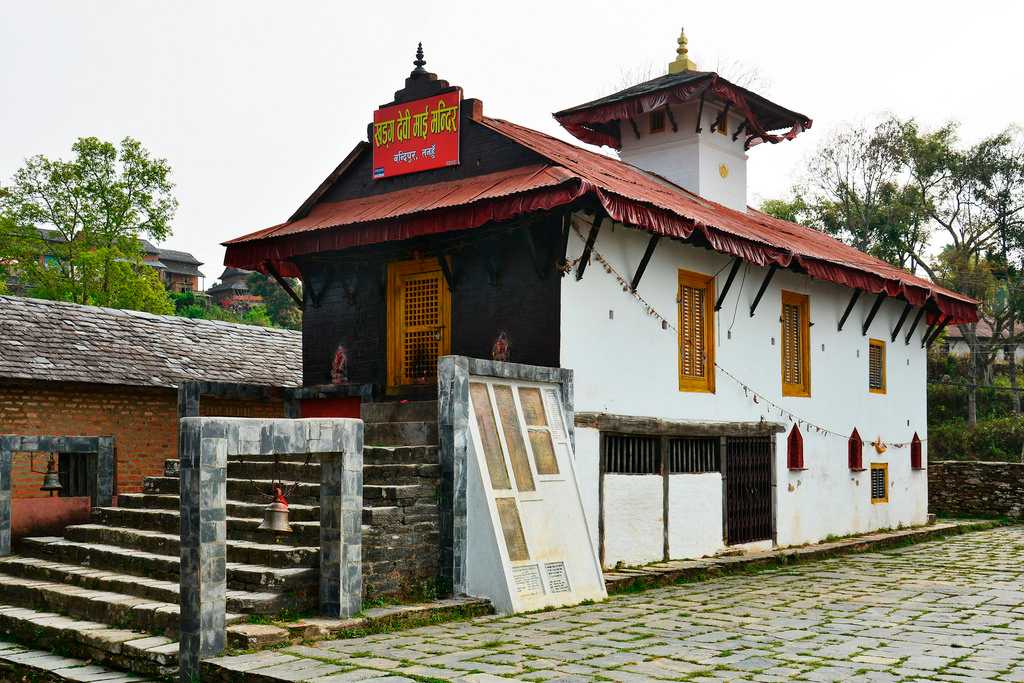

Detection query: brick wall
xmin=1 ymin=380 xmax=284 ymax=499
xmin=928 ymin=461 xmax=1024 ymax=518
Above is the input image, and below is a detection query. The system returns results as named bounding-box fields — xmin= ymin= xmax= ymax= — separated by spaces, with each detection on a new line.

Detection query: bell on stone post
xmin=40 ymin=455 xmax=62 ymax=496
xmin=258 ymin=484 xmax=292 ymax=533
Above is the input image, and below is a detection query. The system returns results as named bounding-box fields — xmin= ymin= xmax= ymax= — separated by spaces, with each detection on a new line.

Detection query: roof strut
xmin=837 ymin=290 xmax=861 ymax=331
xmin=664 ymin=106 xmax=678 ymax=132
xmin=904 ymin=307 xmax=926 ymax=345
xmin=890 ymin=303 xmax=913 ymax=342
xmin=575 ymin=217 xmax=603 ymax=281
xmin=714 ymin=258 xmax=743 ymax=311
xmin=748 ymin=264 xmax=778 ymax=317
xmin=861 ymin=293 xmax=887 ymax=335
xmin=711 ymin=102 xmax=731 ymax=134
xmin=559 ymin=214 xmax=571 ymax=276
xmin=628 ymin=118 xmax=641 ymax=139
xmin=521 ymin=227 xmax=548 ymax=280
xmin=923 ymin=316 xmax=950 ymax=348
xmin=920 ymin=320 xmax=937 ymax=348
xmin=264 ymin=261 xmax=304 ymax=311
xmin=695 ymin=93 xmax=705 ymax=133
xmin=732 ymin=121 xmax=747 ymax=142
xmin=630 ymin=235 xmax=660 ymax=292
xmin=437 ymin=254 xmax=456 ymax=292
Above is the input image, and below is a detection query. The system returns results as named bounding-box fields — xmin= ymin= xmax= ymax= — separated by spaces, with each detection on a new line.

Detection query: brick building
xmin=0 ymin=294 xmax=300 ymax=535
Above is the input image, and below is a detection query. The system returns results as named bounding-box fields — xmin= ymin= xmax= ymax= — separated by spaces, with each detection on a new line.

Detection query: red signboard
xmin=372 ymin=89 xmax=462 ymax=179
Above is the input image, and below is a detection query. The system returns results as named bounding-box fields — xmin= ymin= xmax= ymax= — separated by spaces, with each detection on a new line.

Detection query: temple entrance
xmin=386 ymin=257 xmax=451 ymax=389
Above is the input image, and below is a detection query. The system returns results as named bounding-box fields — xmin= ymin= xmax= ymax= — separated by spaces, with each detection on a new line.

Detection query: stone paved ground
xmin=208 ymin=525 xmax=1024 ymax=682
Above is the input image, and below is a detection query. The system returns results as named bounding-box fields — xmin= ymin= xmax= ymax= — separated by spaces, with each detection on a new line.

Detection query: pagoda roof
xmin=553 ymin=71 xmax=811 ymax=149
xmin=223 ymin=116 xmax=976 ymax=324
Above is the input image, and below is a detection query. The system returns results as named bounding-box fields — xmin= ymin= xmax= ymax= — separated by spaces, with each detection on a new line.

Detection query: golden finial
xmin=668 ymin=26 xmax=698 ymax=74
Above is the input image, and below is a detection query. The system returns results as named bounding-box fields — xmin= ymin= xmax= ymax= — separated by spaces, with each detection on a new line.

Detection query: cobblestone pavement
xmin=209 ymin=525 xmax=1024 ymax=682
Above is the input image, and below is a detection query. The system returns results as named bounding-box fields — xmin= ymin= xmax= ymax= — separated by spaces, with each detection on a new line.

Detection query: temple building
xmin=223 ymin=32 xmax=978 ymax=570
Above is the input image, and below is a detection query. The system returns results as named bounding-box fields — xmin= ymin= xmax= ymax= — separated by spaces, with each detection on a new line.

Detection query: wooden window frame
xmin=780 ymin=291 xmax=811 ymax=397
xmin=649 ymin=110 xmax=665 ymax=134
xmin=870 ymin=462 xmax=889 ymax=504
xmin=868 ymin=338 xmax=887 ymax=394
xmin=677 ymin=269 xmax=716 ymax=393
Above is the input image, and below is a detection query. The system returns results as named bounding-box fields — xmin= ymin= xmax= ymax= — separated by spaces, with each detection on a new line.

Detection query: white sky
xmin=2 ymin=0 xmax=1021 ymax=284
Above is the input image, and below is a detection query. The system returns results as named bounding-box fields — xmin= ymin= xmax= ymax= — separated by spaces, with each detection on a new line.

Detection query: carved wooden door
xmin=387 ymin=258 xmax=451 ymax=388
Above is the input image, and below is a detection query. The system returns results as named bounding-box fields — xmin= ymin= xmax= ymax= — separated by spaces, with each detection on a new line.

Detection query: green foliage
xmin=0 ymin=136 xmax=177 ymax=313
xmin=170 ymin=290 xmax=275 ymax=328
xmin=928 ymin=384 xmax=1017 ymax=426
xmin=928 ymin=416 xmax=1024 ymax=462
xmin=247 ymin=271 xmax=302 ymax=330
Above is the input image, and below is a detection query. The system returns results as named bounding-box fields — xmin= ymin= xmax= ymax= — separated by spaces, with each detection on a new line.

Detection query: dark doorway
xmin=724 ymin=436 xmax=774 ymax=545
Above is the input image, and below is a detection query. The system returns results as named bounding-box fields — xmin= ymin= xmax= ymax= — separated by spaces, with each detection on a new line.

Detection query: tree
xmin=247 ymin=272 xmax=302 ymax=330
xmin=0 ymin=137 xmax=177 ymax=313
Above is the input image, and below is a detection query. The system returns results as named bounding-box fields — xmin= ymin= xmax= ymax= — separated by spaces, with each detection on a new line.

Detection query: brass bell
xmin=258 ymin=485 xmax=292 ymax=534
xmin=40 ymin=455 xmax=62 ymax=496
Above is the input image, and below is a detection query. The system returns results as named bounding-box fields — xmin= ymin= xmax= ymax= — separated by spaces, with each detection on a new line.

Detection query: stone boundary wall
xmin=929 ymin=461 xmax=1024 ymax=518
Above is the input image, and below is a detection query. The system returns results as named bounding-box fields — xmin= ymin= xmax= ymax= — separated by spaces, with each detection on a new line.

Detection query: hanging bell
xmin=258 ymin=485 xmax=292 ymax=533
xmin=40 ymin=455 xmax=62 ymax=496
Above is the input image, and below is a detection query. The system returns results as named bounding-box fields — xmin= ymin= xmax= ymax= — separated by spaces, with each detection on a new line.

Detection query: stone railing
xmin=929 ymin=460 xmax=1024 ymax=518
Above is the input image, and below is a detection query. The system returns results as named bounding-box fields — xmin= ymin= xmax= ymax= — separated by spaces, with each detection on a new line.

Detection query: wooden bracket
xmin=628 ymin=118 xmax=641 ymax=139
xmin=891 ymin=303 xmax=913 ymax=342
xmin=711 ymin=102 xmax=731 ymax=134
xmin=558 ymin=214 xmax=571 ymax=276
xmin=695 ymin=93 xmax=705 ymax=134
xmin=521 ymin=226 xmax=548 ymax=280
xmin=665 ymin=106 xmax=678 ymax=133
xmin=575 ymin=217 xmax=603 ymax=282
xmin=630 ymin=235 xmax=660 ymax=292
xmin=904 ymin=307 xmax=926 ymax=345
xmin=732 ymin=120 xmax=747 ymax=142
xmin=714 ymin=258 xmax=743 ymax=311
xmin=925 ymin=316 xmax=950 ymax=348
xmin=920 ymin=320 xmax=937 ymax=348
xmin=837 ymin=290 xmax=862 ymax=332
xmin=307 ymin=264 xmax=336 ymax=308
xmin=748 ymin=264 xmax=778 ymax=317
xmin=483 ymin=242 xmax=503 ymax=286
xmin=265 ymin=261 xmax=304 ymax=311
xmin=438 ymin=254 xmax=456 ymax=292
xmin=861 ymin=292 xmax=887 ymax=336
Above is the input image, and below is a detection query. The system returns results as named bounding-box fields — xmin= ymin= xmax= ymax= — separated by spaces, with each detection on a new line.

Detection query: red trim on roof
xmin=223 ymin=116 xmax=977 ymax=323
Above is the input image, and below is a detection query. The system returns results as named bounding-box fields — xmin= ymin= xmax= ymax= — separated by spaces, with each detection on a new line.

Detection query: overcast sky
xmin=2 ymin=1 xmax=1021 ymax=284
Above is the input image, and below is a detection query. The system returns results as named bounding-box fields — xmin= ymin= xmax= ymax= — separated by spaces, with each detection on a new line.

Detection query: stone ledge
xmin=225 ymin=596 xmax=492 ymax=651
xmin=604 ymin=519 xmax=1006 ymax=593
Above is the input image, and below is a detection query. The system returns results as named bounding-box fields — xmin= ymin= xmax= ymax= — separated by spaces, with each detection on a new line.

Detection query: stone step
xmin=90 ymin=507 xmax=320 ymax=546
xmin=365 ymin=444 xmax=439 ymax=466
xmin=361 ymin=400 xmax=438 ymax=424
xmin=117 ymin=493 xmax=323 ymax=522
xmin=364 ymin=421 xmax=437 ymax=447
xmin=363 ymin=483 xmax=437 ymax=507
xmin=0 ymin=572 xmax=246 ymax=638
xmin=21 ymin=538 xmax=317 ymax=593
xmin=0 ymin=605 xmax=180 ymax=677
xmin=364 ymin=462 xmax=440 ymax=485
xmin=0 ymin=638 xmax=156 ymax=682
xmin=162 ymin=449 xmax=441 ymax=479
xmin=62 ymin=525 xmax=318 ymax=568
xmin=144 ymin=476 xmax=321 ymax=505
xmin=0 ymin=556 xmax=287 ymax=614
xmin=361 ymin=502 xmax=439 ymax=528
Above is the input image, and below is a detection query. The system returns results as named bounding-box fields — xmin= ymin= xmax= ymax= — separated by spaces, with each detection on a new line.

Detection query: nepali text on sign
xmin=372 ymin=89 xmax=461 ymax=179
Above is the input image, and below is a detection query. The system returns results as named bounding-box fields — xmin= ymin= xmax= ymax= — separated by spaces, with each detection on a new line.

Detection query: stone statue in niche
xmin=491 ymin=332 xmax=510 ymax=363
xmin=330 ymin=345 xmax=348 ymax=384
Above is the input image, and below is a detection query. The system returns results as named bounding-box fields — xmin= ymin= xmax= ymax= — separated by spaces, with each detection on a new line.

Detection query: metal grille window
xmin=602 ymin=434 xmax=661 ymax=474
xmin=668 ymin=437 xmax=720 ymax=473
xmin=58 ymin=453 xmax=93 ymax=498
xmin=678 ymin=269 xmax=715 ymax=393
xmin=870 ymin=463 xmax=888 ymax=503
xmin=781 ymin=291 xmax=810 ymax=397
xmin=868 ymin=339 xmax=886 ymax=394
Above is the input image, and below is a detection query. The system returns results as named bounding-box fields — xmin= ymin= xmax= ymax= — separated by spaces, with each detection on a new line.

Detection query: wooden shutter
xmin=870 ymin=463 xmax=888 ymax=503
xmin=848 ymin=428 xmax=863 ymax=470
xmin=677 ymin=270 xmax=715 ymax=393
xmin=868 ymin=339 xmax=886 ymax=394
xmin=780 ymin=291 xmax=810 ymax=397
xmin=787 ymin=425 xmax=804 ymax=470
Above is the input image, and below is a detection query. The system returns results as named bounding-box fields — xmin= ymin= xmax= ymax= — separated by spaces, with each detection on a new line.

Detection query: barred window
xmin=781 ymin=291 xmax=810 ymax=397
xmin=668 ymin=437 xmax=720 ymax=473
xmin=870 ymin=463 xmax=888 ymax=503
xmin=869 ymin=339 xmax=886 ymax=394
xmin=678 ymin=269 xmax=715 ymax=393
xmin=603 ymin=435 xmax=660 ymax=474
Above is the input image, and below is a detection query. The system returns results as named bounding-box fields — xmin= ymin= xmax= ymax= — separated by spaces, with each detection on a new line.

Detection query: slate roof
xmin=0 ymin=295 xmax=301 ymax=389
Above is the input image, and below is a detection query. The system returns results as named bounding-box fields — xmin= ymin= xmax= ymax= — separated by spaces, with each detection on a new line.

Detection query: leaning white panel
xmin=465 ymin=376 xmax=606 ymax=613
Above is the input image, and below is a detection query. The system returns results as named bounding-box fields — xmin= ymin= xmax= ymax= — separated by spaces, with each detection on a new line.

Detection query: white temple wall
xmin=561 ymin=220 xmax=929 ymax=562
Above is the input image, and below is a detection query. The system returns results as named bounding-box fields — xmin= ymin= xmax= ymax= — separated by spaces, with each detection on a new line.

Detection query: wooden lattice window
xmin=870 ymin=463 xmax=888 ymax=503
xmin=677 ymin=269 xmax=715 ymax=393
xmin=602 ymin=434 xmax=661 ymax=474
xmin=910 ymin=433 xmax=923 ymax=470
xmin=787 ymin=425 xmax=804 ymax=470
xmin=848 ymin=428 xmax=864 ymax=470
xmin=781 ymin=291 xmax=811 ymax=397
xmin=649 ymin=110 xmax=665 ymax=133
xmin=869 ymin=339 xmax=886 ymax=394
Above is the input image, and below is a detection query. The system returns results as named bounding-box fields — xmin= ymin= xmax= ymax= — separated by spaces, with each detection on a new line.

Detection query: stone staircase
xmin=0 ymin=400 xmax=441 ymax=680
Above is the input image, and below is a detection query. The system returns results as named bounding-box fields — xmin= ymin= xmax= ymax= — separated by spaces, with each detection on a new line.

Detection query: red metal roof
xmin=224 ymin=116 xmax=977 ymax=324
